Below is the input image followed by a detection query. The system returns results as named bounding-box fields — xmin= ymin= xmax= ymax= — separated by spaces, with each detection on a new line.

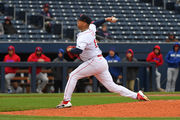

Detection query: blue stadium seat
xmin=1 ymin=0 xmax=180 ymax=42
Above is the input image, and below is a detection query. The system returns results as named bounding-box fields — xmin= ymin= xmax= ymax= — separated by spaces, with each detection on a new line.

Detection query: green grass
xmin=0 ymin=93 xmax=137 ymax=112
xmin=0 ymin=92 xmax=180 ymax=120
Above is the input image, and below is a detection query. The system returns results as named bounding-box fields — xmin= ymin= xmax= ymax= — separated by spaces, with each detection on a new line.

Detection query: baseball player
xmin=4 ymin=45 xmax=21 ymax=93
xmin=56 ymin=14 xmax=149 ymax=108
xmin=28 ymin=47 xmax=51 ymax=93
xmin=146 ymin=45 xmax=164 ymax=92
xmin=165 ymin=42 xmax=180 ymax=92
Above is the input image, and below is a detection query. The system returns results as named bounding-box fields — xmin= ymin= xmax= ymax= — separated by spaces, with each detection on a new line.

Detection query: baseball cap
xmin=43 ymin=3 xmax=49 ymax=8
xmin=168 ymin=32 xmax=174 ymax=36
xmin=109 ymin=48 xmax=115 ymax=52
xmin=58 ymin=48 xmax=64 ymax=54
xmin=174 ymin=44 xmax=179 ymax=47
xmin=36 ymin=47 xmax=43 ymax=52
xmin=78 ymin=14 xmax=92 ymax=24
xmin=8 ymin=46 xmax=14 ymax=51
xmin=4 ymin=17 xmax=11 ymax=21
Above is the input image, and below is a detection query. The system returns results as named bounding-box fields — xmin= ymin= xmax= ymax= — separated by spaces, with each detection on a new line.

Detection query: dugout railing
xmin=0 ymin=62 xmax=156 ymax=93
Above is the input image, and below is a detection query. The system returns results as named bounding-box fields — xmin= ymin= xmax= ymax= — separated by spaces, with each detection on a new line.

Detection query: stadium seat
xmin=1 ymin=0 xmax=180 ymax=42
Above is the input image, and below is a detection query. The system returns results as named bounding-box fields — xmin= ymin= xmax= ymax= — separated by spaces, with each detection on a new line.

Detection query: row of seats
xmin=2 ymin=0 xmax=180 ymax=42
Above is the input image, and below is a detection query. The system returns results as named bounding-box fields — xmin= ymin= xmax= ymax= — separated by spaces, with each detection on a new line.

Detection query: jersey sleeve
xmin=89 ymin=24 xmax=96 ymax=33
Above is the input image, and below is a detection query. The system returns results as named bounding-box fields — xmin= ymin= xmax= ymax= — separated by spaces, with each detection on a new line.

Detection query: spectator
xmin=3 ymin=17 xmax=17 ymax=34
xmin=165 ymin=42 xmax=180 ymax=92
xmin=41 ymin=3 xmax=53 ymax=33
xmin=105 ymin=48 xmax=122 ymax=84
xmin=146 ymin=45 xmax=164 ymax=92
xmin=11 ymin=81 xmax=23 ymax=93
xmin=4 ymin=45 xmax=21 ymax=93
xmin=96 ymin=24 xmax=111 ymax=42
xmin=122 ymin=49 xmax=138 ymax=91
xmin=84 ymin=77 xmax=93 ymax=93
xmin=41 ymin=4 xmax=53 ymax=19
xmin=177 ymin=0 xmax=180 ymax=4
xmin=166 ymin=33 xmax=178 ymax=42
xmin=28 ymin=47 xmax=51 ymax=93
xmin=52 ymin=49 xmax=67 ymax=93
xmin=0 ymin=23 xmax=4 ymax=35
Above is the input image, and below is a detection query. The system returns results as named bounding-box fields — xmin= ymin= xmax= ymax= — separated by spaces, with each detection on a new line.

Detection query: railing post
xmin=13 ymin=5 xmax=16 ymax=20
xmin=61 ymin=21 xmax=63 ymax=39
xmin=31 ymin=63 xmax=36 ymax=93
xmin=43 ymin=16 xmax=45 ymax=30
xmin=92 ymin=76 xmax=98 ymax=92
xmin=62 ymin=65 xmax=67 ymax=92
xmin=122 ymin=65 xmax=127 ymax=87
xmin=1 ymin=66 xmax=5 ymax=93
xmin=151 ymin=64 xmax=156 ymax=91
xmin=25 ymin=12 xmax=27 ymax=25
xmin=163 ymin=0 xmax=166 ymax=9
xmin=152 ymin=0 xmax=155 ymax=6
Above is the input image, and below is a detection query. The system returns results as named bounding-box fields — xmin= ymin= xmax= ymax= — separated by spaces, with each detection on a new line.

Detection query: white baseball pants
xmin=166 ymin=68 xmax=179 ymax=92
xmin=5 ymin=73 xmax=15 ymax=90
xmin=29 ymin=72 xmax=48 ymax=91
xmin=155 ymin=68 xmax=161 ymax=89
xmin=64 ymin=56 xmax=137 ymax=101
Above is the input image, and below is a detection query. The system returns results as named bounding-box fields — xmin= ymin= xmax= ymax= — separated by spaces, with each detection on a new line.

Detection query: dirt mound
xmin=1 ymin=100 xmax=180 ymax=117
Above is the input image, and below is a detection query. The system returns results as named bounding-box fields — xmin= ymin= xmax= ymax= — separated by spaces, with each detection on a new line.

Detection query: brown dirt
xmin=0 ymin=100 xmax=180 ymax=117
xmin=148 ymin=94 xmax=180 ymax=96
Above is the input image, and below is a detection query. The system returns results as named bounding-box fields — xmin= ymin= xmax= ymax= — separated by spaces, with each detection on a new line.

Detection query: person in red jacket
xmin=146 ymin=45 xmax=164 ymax=92
xmin=4 ymin=45 xmax=21 ymax=93
xmin=28 ymin=47 xmax=51 ymax=93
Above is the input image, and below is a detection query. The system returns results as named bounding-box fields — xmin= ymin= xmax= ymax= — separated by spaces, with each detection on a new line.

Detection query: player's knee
xmin=42 ymin=77 xmax=49 ymax=82
xmin=69 ymin=72 xmax=79 ymax=80
xmin=167 ymin=79 xmax=171 ymax=83
xmin=105 ymin=83 xmax=118 ymax=93
xmin=158 ymin=74 xmax=161 ymax=78
xmin=108 ymin=87 xmax=118 ymax=93
xmin=5 ymin=74 xmax=10 ymax=80
xmin=108 ymin=88 xmax=115 ymax=93
xmin=69 ymin=72 xmax=73 ymax=79
xmin=157 ymin=72 xmax=161 ymax=76
xmin=5 ymin=76 xmax=8 ymax=80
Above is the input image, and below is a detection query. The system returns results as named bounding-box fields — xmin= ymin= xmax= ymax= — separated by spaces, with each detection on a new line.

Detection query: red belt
xmin=97 ymin=54 xmax=103 ymax=57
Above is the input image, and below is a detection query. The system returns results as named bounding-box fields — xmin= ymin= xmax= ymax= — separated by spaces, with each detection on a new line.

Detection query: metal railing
xmin=0 ymin=62 xmax=156 ymax=93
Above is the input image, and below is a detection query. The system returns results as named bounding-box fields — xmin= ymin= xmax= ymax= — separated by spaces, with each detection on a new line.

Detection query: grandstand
xmin=1 ymin=0 xmax=180 ymax=93
xmin=0 ymin=0 xmax=179 ymax=42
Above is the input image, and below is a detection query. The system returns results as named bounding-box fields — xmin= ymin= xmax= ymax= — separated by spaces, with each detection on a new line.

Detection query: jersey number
xmin=94 ymin=39 xmax=98 ymax=48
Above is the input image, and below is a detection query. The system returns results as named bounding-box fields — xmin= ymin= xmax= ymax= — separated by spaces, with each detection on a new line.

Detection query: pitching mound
xmin=0 ymin=100 xmax=180 ymax=117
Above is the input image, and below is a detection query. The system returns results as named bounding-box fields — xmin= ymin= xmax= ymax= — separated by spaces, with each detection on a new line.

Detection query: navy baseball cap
xmin=78 ymin=14 xmax=92 ymax=24
xmin=109 ymin=48 xmax=115 ymax=52
xmin=58 ymin=48 xmax=64 ymax=54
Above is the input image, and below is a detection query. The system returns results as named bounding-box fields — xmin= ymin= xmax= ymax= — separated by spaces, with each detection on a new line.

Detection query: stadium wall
xmin=0 ymin=42 xmax=179 ymax=91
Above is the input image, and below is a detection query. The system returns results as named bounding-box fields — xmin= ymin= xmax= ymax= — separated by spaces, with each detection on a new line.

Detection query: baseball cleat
xmin=56 ymin=100 xmax=72 ymax=108
xmin=36 ymin=88 xmax=43 ymax=94
xmin=137 ymin=91 xmax=150 ymax=101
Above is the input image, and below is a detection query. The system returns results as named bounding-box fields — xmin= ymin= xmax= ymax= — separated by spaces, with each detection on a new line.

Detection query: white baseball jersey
xmin=76 ymin=24 xmax=102 ymax=61
xmin=63 ymin=23 xmax=137 ymax=102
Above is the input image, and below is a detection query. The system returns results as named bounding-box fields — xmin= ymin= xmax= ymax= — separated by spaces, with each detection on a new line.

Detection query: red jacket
xmin=4 ymin=46 xmax=21 ymax=74
xmin=28 ymin=48 xmax=51 ymax=74
xmin=126 ymin=49 xmax=134 ymax=61
xmin=146 ymin=45 xmax=163 ymax=67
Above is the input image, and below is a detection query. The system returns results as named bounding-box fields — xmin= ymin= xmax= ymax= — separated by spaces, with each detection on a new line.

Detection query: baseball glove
xmin=66 ymin=46 xmax=80 ymax=60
